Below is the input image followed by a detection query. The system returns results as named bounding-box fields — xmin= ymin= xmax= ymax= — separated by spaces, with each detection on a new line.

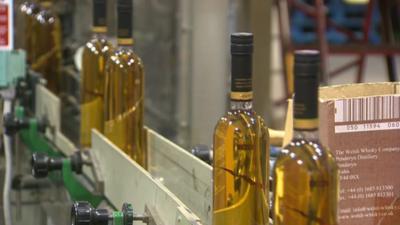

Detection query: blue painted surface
xmin=290 ymin=0 xmax=381 ymax=44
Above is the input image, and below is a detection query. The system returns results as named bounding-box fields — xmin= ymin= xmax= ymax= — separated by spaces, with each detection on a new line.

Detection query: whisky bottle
xmin=213 ymin=33 xmax=270 ymax=225
xmin=80 ymin=0 xmax=112 ymax=148
xmin=15 ymin=0 xmax=40 ymax=63
xmin=30 ymin=0 xmax=62 ymax=94
xmin=104 ymin=0 xmax=146 ymax=168
xmin=272 ymin=50 xmax=338 ymax=225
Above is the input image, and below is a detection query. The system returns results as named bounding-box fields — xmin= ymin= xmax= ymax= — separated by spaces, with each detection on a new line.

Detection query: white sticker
xmin=335 ymin=121 xmax=400 ymax=133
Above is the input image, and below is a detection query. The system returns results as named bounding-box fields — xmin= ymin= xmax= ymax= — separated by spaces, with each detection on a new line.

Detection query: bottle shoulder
xmin=20 ymin=2 xmax=39 ymax=14
xmin=84 ymin=38 xmax=112 ymax=55
xmin=275 ymin=140 xmax=338 ymax=172
xmin=35 ymin=9 xmax=57 ymax=24
xmin=109 ymin=47 xmax=144 ymax=68
xmin=20 ymin=1 xmax=31 ymax=9
xmin=217 ymin=109 xmax=264 ymax=122
xmin=215 ymin=110 xmax=268 ymax=135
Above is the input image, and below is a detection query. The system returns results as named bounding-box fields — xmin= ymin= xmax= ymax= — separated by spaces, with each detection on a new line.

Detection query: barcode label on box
xmin=334 ymin=96 xmax=400 ymax=133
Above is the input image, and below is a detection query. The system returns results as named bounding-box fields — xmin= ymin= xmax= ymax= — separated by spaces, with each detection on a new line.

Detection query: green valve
xmin=11 ymin=106 xmax=56 ymax=157
xmin=15 ymin=106 xmax=24 ymax=119
xmin=113 ymin=211 xmax=124 ymax=225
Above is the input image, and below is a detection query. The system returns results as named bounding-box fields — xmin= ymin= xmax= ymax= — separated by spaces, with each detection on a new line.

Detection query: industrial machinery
xmin=0 ymin=24 xmax=212 ymax=224
xmin=1 ymin=72 xmax=211 ymax=225
xmin=71 ymin=202 xmax=150 ymax=225
xmin=0 ymin=1 xmax=273 ymax=225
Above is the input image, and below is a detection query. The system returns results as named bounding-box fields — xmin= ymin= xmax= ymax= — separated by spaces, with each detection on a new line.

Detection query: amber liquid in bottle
xmin=213 ymin=33 xmax=270 ymax=225
xmin=104 ymin=0 xmax=146 ymax=168
xmin=80 ymin=0 xmax=112 ymax=148
xmin=272 ymin=50 xmax=338 ymax=225
xmin=30 ymin=0 xmax=62 ymax=94
xmin=16 ymin=1 xmax=40 ymax=63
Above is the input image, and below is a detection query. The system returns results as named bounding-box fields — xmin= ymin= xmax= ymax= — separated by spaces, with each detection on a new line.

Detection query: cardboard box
xmin=319 ymin=82 xmax=400 ymax=225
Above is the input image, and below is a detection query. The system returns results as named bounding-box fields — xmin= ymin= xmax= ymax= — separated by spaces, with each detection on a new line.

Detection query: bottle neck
xmin=92 ymin=27 xmax=107 ymax=34
xmin=92 ymin=32 xmax=107 ymax=40
xmin=292 ymin=128 xmax=319 ymax=142
xmin=117 ymin=38 xmax=134 ymax=47
xmin=39 ymin=1 xmax=52 ymax=9
xmin=293 ymin=98 xmax=320 ymax=139
xmin=116 ymin=44 xmax=133 ymax=53
xmin=93 ymin=0 xmax=107 ymax=33
xmin=229 ymin=50 xmax=253 ymax=111
xmin=230 ymin=99 xmax=253 ymax=111
xmin=293 ymin=74 xmax=319 ymax=131
xmin=292 ymin=50 xmax=321 ymax=140
xmin=117 ymin=0 xmax=133 ymax=47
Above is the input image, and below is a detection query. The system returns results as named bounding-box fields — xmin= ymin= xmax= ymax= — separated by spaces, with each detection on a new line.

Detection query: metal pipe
xmin=315 ymin=0 xmax=329 ymax=85
xmin=356 ymin=0 xmax=376 ymax=83
xmin=3 ymin=98 xmax=13 ymax=225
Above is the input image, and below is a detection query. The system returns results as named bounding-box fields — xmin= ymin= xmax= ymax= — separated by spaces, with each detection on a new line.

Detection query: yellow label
xmin=80 ymin=98 xmax=104 ymax=147
xmin=117 ymin=38 xmax=134 ymax=46
xmin=230 ymin=92 xmax=253 ymax=101
xmin=293 ymin=118 xmax=319 ymax=130
xmin=40 ymin=2 xmax=53 ymax=8
xmin=92 ymin=26 xmax=107 ymax=33
xmin=285 ymin=53 xmax=294 ymax=95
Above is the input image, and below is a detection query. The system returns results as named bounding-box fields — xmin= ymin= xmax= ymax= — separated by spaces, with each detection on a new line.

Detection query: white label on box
xmin=0 ymin=0 xmax=13 ymax=50
xmin=335 ymin=121 xmax=400 ymax=133
xmin=334 ymin=96 xmax=400 ymax=133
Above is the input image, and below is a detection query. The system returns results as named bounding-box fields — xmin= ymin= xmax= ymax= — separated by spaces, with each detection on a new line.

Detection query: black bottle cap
xmin=117 ymin=0 xmax=133 ymax=40
xmin=293 ymin=50 xmax=320 ymax=128
xmin=93 ymin=0 xmax=107 ymax=29
xmin=230 ymin=32 xmax=253 ymax=100
xmin=294 ymin=50 xmax=320 ymax=77
xmin=231 ymin=33 xmax=253 ymax=55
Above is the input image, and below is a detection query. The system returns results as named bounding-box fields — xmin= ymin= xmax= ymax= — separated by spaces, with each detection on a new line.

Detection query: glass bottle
xmin=30 ymin=0 xmax=62 ymax=94
xmin=15 ymin=0 xmax=40 ymax=63
xmin=80 ymin=0 xmax=112 ymax=148
xmin=272 ymin=50 xmax=338 ymax=225
xmin=104 ymin=0 xmax=146 ymax=168
xmin=213 ymin=33 xmax=270 ymax=225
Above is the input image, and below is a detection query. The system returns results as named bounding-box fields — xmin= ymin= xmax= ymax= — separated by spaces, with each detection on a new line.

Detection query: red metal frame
xmin=276 ymin=0 xmax=400 ymax=105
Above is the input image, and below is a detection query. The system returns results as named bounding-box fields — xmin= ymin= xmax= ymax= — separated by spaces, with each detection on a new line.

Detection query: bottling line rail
xmin=8 ymin=81 xmax=212 ymax=225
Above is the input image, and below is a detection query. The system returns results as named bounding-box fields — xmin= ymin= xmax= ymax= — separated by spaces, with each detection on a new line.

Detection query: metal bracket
xmin=82 ymin=150 xmax=105 ymax=195
xmin=175 ymin=206 xmax=202 ymax=225
xmin=122 ymin=204 xmax=202 ymax=225
xmin=35 ymin=84 xmax=61 ymax=141
xmin=62 ymin=159 xmax=103 ymax=207
xmin=144 ymin=206 xmax=165 ymax=225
